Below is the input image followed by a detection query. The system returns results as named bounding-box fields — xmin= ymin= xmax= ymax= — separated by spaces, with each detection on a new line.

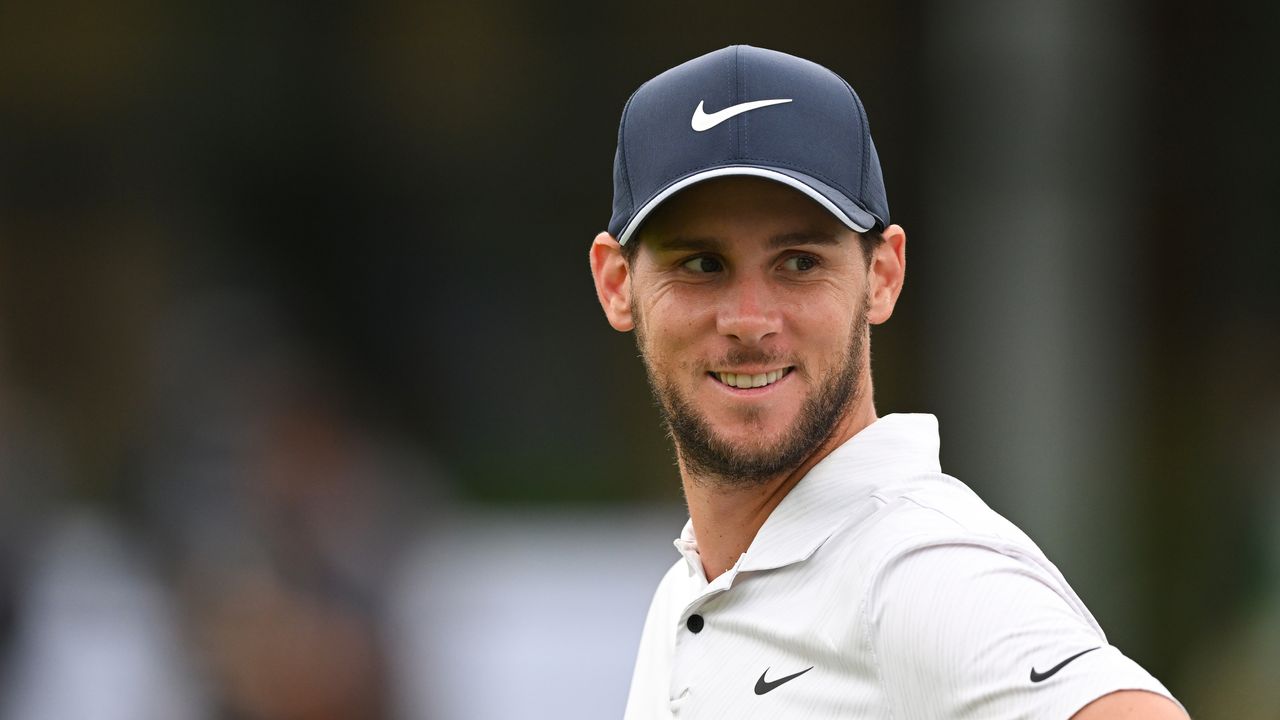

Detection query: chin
xmin=708 ymin=402 xmax=798 ymax=434
xmin=707 ymin=418 xmax=795 ymax=453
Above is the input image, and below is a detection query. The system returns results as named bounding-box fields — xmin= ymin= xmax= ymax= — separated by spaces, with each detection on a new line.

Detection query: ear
xmin=589 ymin=231 xmax=635 ymax=332
xmin=867 ymin=224 xmax=906 ymax=325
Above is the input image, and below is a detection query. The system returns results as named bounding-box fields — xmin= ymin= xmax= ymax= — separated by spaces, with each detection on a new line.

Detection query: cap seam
xmin=732 ymin=45 xmax=742 ymax=160
xmin=740 ymin=45 xmax=751 ymax=159
xmin=618 ymin=85 xmax=642 ymax=215
xmin=839 ymin=76 xmax=871 ymax=203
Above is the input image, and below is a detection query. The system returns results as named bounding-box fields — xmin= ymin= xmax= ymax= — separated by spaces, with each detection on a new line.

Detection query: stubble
xmin=634 ymin=294 xmax=869 ymax=488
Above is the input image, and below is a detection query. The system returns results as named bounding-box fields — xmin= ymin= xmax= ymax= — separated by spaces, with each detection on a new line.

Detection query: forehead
xmin=635 ymin=176 xmax=850 ymax=249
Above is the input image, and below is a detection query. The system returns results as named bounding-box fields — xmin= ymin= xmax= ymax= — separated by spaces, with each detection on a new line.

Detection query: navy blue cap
xmin=608 ymin=45 xmax=890 ymax=245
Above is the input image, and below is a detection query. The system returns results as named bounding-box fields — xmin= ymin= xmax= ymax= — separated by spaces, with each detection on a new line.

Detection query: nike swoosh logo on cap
xmin=691 ymin=98 xmax=793 ymax=132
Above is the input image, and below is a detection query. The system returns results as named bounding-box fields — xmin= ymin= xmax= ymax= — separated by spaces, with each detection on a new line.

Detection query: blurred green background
xmin=1 ymin=0 xmax=1277 ymax=718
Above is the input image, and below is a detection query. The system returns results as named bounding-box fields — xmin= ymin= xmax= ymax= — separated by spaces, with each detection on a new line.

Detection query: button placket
xmin=670 ymin=597 xmax=717 ymax=712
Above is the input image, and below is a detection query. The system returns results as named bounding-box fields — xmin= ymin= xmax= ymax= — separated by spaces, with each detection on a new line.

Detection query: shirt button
xmin=686 ymin=614 xmax=704 ymax=633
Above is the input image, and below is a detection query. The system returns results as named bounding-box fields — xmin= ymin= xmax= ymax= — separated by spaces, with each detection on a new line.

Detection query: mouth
xmin=709 ymin=367 xmax=794 ymax=390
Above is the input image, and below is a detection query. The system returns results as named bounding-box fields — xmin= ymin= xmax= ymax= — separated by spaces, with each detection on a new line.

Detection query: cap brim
xmin=616 ymin=166 xmax=880 ymax=246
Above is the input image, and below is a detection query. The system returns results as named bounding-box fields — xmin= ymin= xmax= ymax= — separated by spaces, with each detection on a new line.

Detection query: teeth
xmin=716 ymin=368 xmax=789 ymax=389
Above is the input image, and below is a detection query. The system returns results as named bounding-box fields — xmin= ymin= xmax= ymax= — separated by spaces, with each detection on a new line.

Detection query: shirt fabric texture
xmin=623 ymin=413 xmax=1179 ymax=719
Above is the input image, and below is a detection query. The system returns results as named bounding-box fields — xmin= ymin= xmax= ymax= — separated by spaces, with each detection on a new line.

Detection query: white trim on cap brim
xmin=617 ymin=166 xmax=871 ymax=245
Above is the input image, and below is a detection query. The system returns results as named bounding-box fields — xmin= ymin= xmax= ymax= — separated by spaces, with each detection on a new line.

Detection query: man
xmin=589 ymin=46 xmax=1187 ymax=719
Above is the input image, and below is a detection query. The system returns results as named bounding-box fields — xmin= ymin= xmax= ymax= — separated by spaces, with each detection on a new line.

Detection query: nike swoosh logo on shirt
xmin=754 ymin=665 xmax=813 ymax=695
xmin=691 ymin=98 xmax=793 ymax=131
xmin=1029 ymin=647 xmax=1100 ymax=682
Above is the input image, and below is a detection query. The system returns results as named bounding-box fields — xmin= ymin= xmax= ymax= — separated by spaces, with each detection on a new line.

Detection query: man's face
xmin=626 ymin=177 xmax=872 ymax=485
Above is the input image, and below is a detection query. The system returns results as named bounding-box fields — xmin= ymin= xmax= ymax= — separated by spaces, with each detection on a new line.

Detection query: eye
xmin=781 ymin=255 xmax=820 ymax=272
xmin=681 ymin=256 xmax=723 ymax=273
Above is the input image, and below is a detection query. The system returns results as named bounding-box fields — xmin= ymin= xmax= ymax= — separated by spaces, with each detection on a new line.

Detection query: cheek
xmin=642 ymin=291 xmax=714 ymax=347
xmin=644 ymin=321 xmax=703 ymax=373
xmin=790 ymin=295 xmax=861 ymax=359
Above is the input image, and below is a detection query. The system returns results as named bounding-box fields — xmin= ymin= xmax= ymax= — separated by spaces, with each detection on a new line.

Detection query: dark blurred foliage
xmin=0 ymin=0 xmax=931 ymax=506
xmin=0 ymin=0 xmax=1277 ymax=717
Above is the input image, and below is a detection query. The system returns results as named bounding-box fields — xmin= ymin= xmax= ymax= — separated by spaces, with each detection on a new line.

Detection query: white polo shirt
xmin=624 ymin=414 xmax=1180 ymax=719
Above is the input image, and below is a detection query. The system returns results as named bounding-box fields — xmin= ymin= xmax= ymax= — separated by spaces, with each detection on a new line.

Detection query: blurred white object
xmin=386 ymin=505 xmax=683 ymax=720
xmin=0 ymin=511 xmax=207 ymax=720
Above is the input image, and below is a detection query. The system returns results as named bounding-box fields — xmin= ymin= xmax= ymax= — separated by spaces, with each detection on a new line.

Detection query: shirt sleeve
xmin=862 ymin=541 xmax=1182 ymax=719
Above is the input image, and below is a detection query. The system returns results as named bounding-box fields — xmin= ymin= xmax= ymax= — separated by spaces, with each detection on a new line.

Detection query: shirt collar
xmin=673 ymin=413 xmax=942 ymax=578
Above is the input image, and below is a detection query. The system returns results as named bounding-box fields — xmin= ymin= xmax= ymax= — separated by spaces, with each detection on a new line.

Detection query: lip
xmin=711 ymin=366 xmax=791 ymax=376
xmin=707 ymin=366 xmax=795 ymax=395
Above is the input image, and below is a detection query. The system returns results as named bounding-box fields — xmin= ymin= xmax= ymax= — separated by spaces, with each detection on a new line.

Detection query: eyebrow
xmin=655 ymin=230 xmax=840 ymax=252
xmin=767 ymin=231 xmax=839 ymax=249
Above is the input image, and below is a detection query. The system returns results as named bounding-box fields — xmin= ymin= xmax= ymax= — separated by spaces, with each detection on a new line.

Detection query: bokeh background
xmin=1 ymin=0 xmax=1277 ymax=718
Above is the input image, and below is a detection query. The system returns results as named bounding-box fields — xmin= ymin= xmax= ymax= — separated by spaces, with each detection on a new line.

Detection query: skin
xmin=590 ymin=176 xmax=904 ymax=580
xmin=589 ymin=176 xmax=1188 ymax=720
xmin=1074 ymin=691 xmax=1189 ymax=720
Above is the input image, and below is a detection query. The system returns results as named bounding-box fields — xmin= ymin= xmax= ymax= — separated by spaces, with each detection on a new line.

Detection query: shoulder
xmin=843 ymin=476 xmax=1183 ymax=718
xmin=836 ymin=473 xmax=1062 ymax=588
xmin=846 ymin=472 xmax=1101 ymax=628
xmin=868 ymin=471 xmax=1040 ymax=550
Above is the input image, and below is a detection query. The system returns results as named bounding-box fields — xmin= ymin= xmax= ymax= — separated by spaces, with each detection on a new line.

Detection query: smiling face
xmin=615 ymin=177 xmax=878 ymax=485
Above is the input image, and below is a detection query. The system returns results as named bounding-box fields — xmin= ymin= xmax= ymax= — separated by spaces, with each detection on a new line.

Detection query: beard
xmin=635 ymin=294 xmax=869 ymax=488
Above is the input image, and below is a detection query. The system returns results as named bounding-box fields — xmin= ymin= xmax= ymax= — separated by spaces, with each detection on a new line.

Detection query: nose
xmin=716 ymin=273 xmax=781 ymax=346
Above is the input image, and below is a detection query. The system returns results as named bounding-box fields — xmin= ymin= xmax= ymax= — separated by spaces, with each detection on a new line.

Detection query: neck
xmin=679 ymin=389 xmax=879 ymax=581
